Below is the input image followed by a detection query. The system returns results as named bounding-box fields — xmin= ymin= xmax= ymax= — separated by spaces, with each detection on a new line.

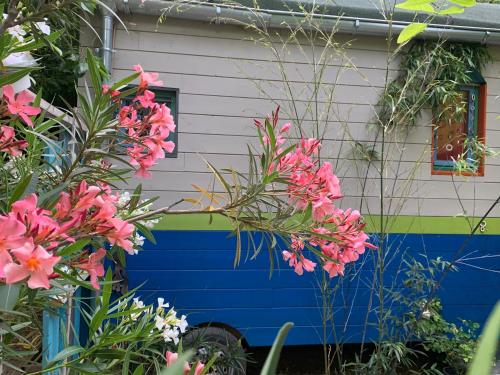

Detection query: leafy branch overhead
xmin=396 ymin=0 xmax=477 ymax=43
xmin=377 ymin=40 xmax=489 ymax=131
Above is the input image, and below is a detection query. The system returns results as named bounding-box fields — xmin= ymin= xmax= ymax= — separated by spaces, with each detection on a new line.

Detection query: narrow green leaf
xmin=0 ymin=284 xmax=21 ymax=311
xmin=449 ymin=0 xmax=476 ymax=7
xmin=85 ymin=48 xmax=102 ymax=91
xmin=46 ymin=345 xmax=84 ymax=366
xmin=129 ymin=184 xmax=143 ymax=213
xmin=202 ymin=157 xmax=233 ymax=201
xmin=9 ymin=30 xmax=63 ymax=54
xmin=57 ymin=239 xmax=91 ymax=257
xmin=396 ymin=0 xmax=435 ymax=13
xmin=133 ymin=364 xmax=144 ymax=375
xmin=438 ymin=5 xmax=465 ymax=14
xmin=397 ymin=23 xmax=428 ymax=44
xmin=134 ymin=222 xmax=157 ymax=245
xmin=0 ymin=67 xmax=35 ymax=86
xmin=110 ymin=72 xmax=140 ymax=91
xmin=8 ymin=173 xmax=35 ymax=208
xmin=199 ymin=354 xmax=219 ymax=375
xmin=466 ymin=301 xmax=500 ymax=375
xmin=260 ymin=322 xmax=294 ymax=375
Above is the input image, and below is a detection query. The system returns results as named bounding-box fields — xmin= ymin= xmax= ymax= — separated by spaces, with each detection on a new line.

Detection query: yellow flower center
xmin=26 ymin=257 xmax=40 ymax=271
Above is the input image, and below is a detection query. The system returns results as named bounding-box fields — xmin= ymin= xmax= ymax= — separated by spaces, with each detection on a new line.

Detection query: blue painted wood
xmin=126 ymin=231 xmax=500 ymax=346
xmin=42 ymin=290 xmax=81 ymax=372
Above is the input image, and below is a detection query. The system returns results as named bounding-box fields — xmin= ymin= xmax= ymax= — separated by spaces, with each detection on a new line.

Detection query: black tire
xmin=182 ymin=326 xmax=247 ymax=375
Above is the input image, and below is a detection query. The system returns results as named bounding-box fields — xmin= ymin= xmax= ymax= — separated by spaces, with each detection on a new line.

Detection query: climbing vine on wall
xmin=377 ymin=41 xmax=490 ymax=131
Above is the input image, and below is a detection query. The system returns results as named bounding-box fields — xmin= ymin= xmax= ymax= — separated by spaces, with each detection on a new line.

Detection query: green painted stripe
xmin=154 ymin=214 xmax=500 ymax=235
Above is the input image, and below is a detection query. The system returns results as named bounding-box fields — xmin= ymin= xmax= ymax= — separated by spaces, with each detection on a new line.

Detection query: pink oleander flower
xmin=0 ymin=125 xmax=28 ymax=156
xmin=323 ymin=260 xmax=345 ymax=278
xmin=133 ymin=64 xmax=163 ymax=88
xmin=257 ymin=108 xmax=375 ymax=278
xmin=116 ymin=70 xmax=177 ymax=178
xmin=165 ymin=351 xmax=178 ymax=367
xmin=74 ymin=181 xmax=102 ymax=211
xmin=3 ymin=85 xmax=41 ymax=127
xmin=119 ymin=106 xmax=138 ymax=128
xmin=4 ymin=241 xmax=61 ymax=289
xmin=102 ymin=84 xmax=120 ymax=98
xmin=136 ymin=89 xmax=156 ymax=108
xmin=192 ymin=362 xmax=205 ymax=375
xmin=103 ymin=218 xmax=135 ymax=253
xmin=77 ymin=248 xmax=106 ymax=289
xmin=149 ymin=103 xmax=176 ymax=133
xmin=282 ymin=250 xmax=316 ymax=276
xmin=0 ymin=214 xmax=27 ymax=278
xmin=165 ymin=352 xmax=205 ymax=375
xmin=12 ymin=194 xmax=61 ymax=244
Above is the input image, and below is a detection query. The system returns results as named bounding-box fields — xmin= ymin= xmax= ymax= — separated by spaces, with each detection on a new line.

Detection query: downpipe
xmin=101 ymin=7 xmax=114 ymax=75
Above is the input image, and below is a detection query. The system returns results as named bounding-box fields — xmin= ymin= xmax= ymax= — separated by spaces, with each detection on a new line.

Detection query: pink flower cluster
xmin=0 ymin=125 xmax=28 ymax=156
xmin=0 ymin=85 xmax=40 ymax=156
xmin=115 ymin=65 xmax=176 ymax=178
xmin=165 ymin=351 xmax=205 ymax=375
xmin=258 ymin=108 xmax=376 ymax=278
xmin=0 ymin=181 xmax=135 ymax=289
xmin=2 ymin=85 xmax=41 ymax=127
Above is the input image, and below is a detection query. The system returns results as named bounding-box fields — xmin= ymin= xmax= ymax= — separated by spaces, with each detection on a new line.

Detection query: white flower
xmin=35 ymin=21 xmax=50 ymax=35
xmin=133 ymin=233 xmax=145 ymax=247
xmin=118 ymin=191 xmax=131 ymax=207
xmin=157 ymin=297 xmax=169 ymax=311
xmin=155 ymin=315 xmax=166 ymax=331
xmin=3 ymin=50 xmax=36 ymax=68
xmin=162 ymin=327 xmax=180 ymax=344
xmin=422 ymin=309 xmax=432 ymax=319
xmin=178 ymin=315 xmax=188 ymax=333
xmin=131 ymin=297 xmax=145 ymax=320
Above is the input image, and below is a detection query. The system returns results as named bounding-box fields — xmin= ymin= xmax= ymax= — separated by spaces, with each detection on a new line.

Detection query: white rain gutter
xmin=115 ymin=0 xmax=500 ymax=45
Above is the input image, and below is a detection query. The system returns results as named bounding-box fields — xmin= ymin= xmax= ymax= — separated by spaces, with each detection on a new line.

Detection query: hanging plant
xmin=377 ymin=41 xmax=490 ymax=131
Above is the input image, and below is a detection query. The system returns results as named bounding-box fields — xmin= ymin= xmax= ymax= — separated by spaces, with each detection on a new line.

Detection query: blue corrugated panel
xmin=126 ymin=231 xmax=500 ymax=346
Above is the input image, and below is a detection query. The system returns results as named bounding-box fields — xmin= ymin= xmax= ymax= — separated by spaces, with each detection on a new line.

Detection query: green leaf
xmin=466 ymin=301 xmax=500 ymax=375
xmin=129 ymin=184 xmax=143 ymax=213
xmin=9 ymin=30 xmax=63 ymax=54
xmin=85 ymin=48 xmax=103 ymax=91
xmin=202 ymin=157 xmax=233 ymax=201
xmin=0 ymin=284 xmax=21 ymax=311
xmin=396 ymin=0 xmax=435 ymax=13
xmin=110 ymin=72 xmax=140 ymax=91
xmin=132 ymin=364 xmax=144 ymax=375
xmin=438 ymin=5 xmax=465 ymax=14
xmin=57 ymin=239 xmax=91 ymax=257
xmin=397 ymin=23 xmax=428 ymax=44
xmin=198 ymin=354 xmax=219 ymax=375
xmin=0 ymin=67 xmax=36 ymax=87
xmin=449 ymin=0 xmax=476 ymax=7
xmin=89 ymin=269 xmax=113 ymax=337
xmin=260 ymin=322 xmax=294 ymax=375
xmin=134 ymin=222 xmax=156 ymax=245
xmin=8 ymin=173 xmax=36 ymax=208
xmin=46 ymin=345 xmax=84 ymax=366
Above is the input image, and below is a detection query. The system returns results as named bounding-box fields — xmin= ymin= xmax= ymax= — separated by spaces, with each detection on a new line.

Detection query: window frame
xmin=122 ymin=85 xmax=180 ymax=158
xmin=431 ymin=82 xmax=486 ymax=177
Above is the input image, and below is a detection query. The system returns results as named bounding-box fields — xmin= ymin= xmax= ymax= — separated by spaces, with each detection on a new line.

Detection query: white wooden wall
xmin=81 ymin=15 xmax=500 ymax=218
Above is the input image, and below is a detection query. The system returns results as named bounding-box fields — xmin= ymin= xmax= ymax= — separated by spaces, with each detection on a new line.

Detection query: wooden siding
xmin=81 ymin=15 xmax=500 ymax=218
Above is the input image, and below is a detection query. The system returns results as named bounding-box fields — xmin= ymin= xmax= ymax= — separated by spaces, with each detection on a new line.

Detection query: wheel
xmin=182 ymin=326 xmax=247 ymax=375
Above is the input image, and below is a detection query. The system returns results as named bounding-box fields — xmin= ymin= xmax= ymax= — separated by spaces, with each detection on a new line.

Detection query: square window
xmin=120 ymin=86 xmax=179 ymax=158
xmin=432 ymin=83 xmax=486 ymax=176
